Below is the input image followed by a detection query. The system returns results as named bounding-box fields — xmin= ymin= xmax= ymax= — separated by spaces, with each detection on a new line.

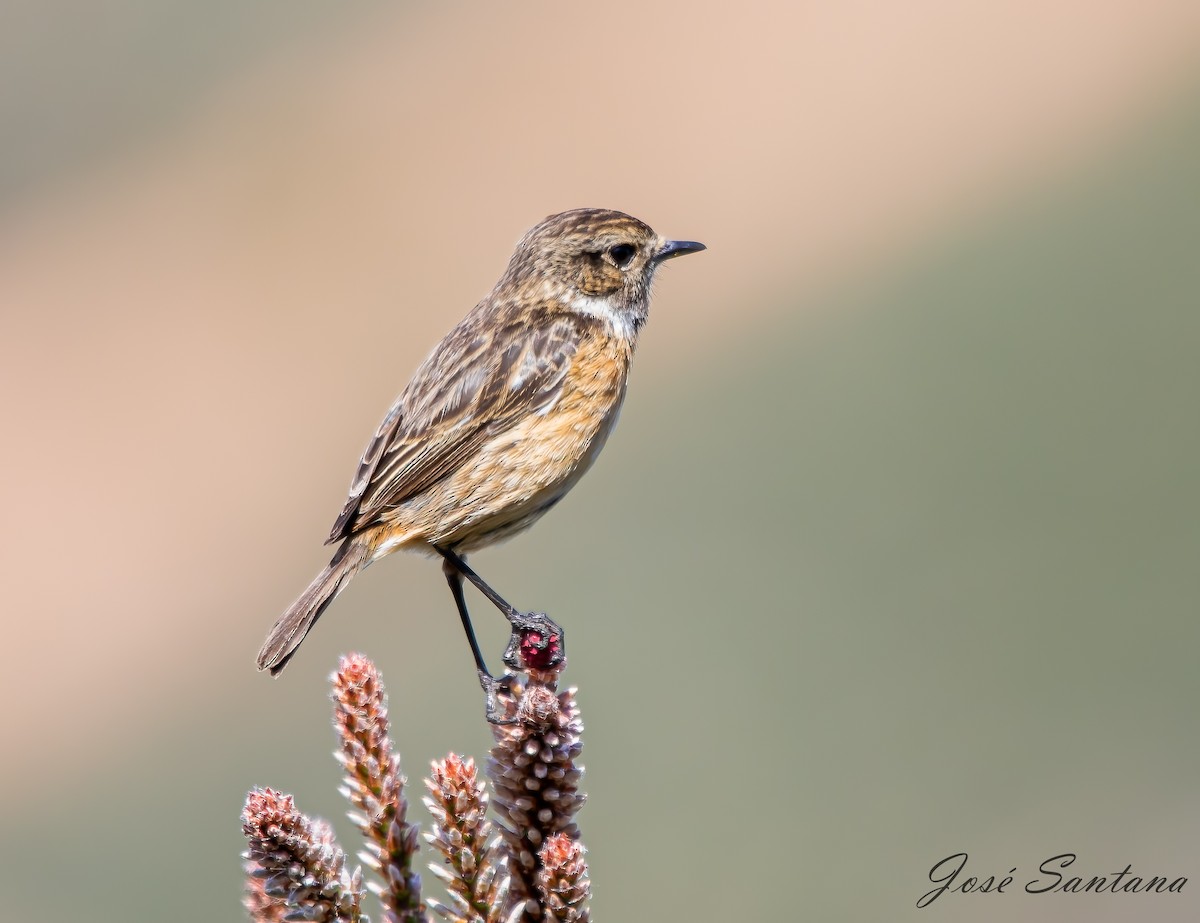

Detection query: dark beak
xmin=654 ymin=239 xmax=707 ymax=262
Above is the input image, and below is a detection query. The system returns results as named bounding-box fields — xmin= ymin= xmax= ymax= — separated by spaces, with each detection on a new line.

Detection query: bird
xmin=256 ymin=208 xmax=705 ymax=690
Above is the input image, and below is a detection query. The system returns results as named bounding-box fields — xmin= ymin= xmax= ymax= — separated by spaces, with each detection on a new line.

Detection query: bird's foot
xmin=478 ymin=669 xmax=519 ymax=726
xmin=503 ymin=611 xmax=565 ymax=673
xmin=477 ymin=613 xmax=566 ymax=724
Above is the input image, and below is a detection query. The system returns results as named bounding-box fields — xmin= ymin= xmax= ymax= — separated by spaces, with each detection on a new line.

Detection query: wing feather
xmin=327 ymin=309 xmax=580 ymax=543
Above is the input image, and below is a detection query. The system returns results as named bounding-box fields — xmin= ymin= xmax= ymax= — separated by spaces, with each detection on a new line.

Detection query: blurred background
xmin=2 ymin=2 xmax=1199 ymax=921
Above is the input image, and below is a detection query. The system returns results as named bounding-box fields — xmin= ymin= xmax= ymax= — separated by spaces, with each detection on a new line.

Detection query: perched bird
xmin=256 ymin=208 xmax=705 ymax=688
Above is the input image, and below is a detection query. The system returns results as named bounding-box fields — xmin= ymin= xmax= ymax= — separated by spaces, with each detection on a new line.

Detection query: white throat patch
xmin=570 ymin=293 xmax=636 ymax=340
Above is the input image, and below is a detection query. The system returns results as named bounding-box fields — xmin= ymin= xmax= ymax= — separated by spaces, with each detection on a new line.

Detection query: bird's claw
xmin=478 ymin=669 xmax=519 ymax=725
xmin=503 ymin=611 xmax=565 ymax=673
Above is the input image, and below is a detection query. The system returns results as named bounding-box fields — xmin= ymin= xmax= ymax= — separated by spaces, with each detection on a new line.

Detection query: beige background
xmin=2 ymin=2 xmax=1199 ymax=921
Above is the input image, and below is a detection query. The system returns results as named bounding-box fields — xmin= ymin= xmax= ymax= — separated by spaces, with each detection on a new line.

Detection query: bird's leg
xmin=442 ymin=555 xmax=520 ymax=725
xmin=437 ymin=546 xmax=519 ymax=618
xmin=436 ymin=546 xmax=565 ymax=674
xmin=442 ymin=557 xmax=491 ymax=676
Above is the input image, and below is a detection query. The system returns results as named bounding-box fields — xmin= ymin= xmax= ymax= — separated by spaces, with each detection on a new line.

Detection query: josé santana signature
xmin=918 ymin=852 xmax=1187 ymax=908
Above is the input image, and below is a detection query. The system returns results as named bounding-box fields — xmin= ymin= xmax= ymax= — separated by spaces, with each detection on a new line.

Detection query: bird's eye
xmin=608 ymin=244 xmax=637 ymax=269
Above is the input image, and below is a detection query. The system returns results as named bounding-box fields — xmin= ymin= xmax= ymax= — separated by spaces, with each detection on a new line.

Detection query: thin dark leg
xmin=435 ymin=545 xmax=565 ymax=676
xmin=441 ymin=557 xmax=490 ymax=677
xmin=436 ymin=546 xmax=519 ymax=618
xmin=441 ymin=553 xmax=516 ymax=724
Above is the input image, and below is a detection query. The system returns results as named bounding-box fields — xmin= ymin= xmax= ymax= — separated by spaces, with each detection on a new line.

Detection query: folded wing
xmin=327 ymin=310 xmax=581 ymax=543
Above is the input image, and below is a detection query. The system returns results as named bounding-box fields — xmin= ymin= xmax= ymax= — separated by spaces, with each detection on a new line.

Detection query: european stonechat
xmin=256 ymin=208 xmax=705 ymax=689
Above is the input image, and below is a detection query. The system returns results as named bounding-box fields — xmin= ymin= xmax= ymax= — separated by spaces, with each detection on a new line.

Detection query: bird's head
xmin=500 ymin=208 xmax=705 ymax=337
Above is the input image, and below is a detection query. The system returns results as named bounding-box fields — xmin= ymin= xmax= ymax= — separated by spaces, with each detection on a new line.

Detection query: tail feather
xmin=256 ymin=539 xmax=370 ymax=675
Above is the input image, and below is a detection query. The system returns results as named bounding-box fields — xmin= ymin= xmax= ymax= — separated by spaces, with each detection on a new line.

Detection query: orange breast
xmin=390 ymin=330 xmax=633 ymax=552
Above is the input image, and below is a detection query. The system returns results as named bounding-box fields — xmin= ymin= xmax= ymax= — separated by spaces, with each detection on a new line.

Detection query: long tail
xmin=256 ymin=539 xmax=371 ymax=676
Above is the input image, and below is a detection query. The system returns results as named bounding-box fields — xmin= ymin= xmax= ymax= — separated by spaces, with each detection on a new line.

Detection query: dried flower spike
xmin=332 ymin=653 xmax=423 ymax=923
xmin=536 ymin=834 xmax=590 ymax=923
xmin=242 ymin=787 xmax=365 ymax=923
xmin=486 ymin=673 xmax=587 ymax=920
xmin=424 ymin=754 xmax=514 ymax=923
xmin=243 ymin=652 xmax=592 ymax=923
